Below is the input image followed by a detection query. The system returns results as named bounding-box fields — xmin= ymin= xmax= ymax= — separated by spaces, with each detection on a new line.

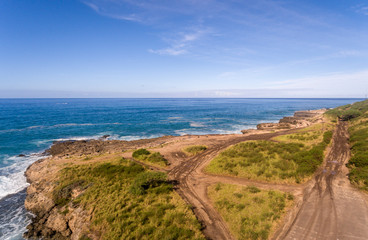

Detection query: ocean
xmin=0 ymin=98 xmax=361 ymax=239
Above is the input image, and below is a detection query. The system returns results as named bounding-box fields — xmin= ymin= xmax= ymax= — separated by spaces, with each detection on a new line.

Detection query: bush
xmin=129 ymin=171 xmax=168 ymax=195
xmin=183 ymin=145 xmax=207 ymax=155
xmin=53 ymin=180 xmax=87 ymax=206
xmin=132 ymin=149 xmax=151 ymax=160
xmin=340 ymin=109 xmax=362 ymax=121
xmin=133 ymin=149 xmax=168 ymax=166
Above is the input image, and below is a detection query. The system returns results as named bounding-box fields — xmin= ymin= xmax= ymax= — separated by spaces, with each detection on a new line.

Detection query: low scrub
xmin=206 ymin=132 xmax=332 ymax=183
xmin=132 ymin=149 xmax=168 ymax=167
xmin=208 ymin=183 xmax=293 ymax=240
xmin=324 ymin=99 xmax=368 ymax=191
xmin=53 ymin=158 xmax=204 ymax=240
xmin=348 ymin=118 xmax=368 ymax=191
xmin=325 ymin=99 xmax=368 ymax=121
xmin=183 ymin=145 xmax=207 ymax=156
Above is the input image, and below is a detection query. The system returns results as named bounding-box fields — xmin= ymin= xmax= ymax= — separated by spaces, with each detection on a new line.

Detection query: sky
xmin=1 ymin=0 xmax=368 ymax=98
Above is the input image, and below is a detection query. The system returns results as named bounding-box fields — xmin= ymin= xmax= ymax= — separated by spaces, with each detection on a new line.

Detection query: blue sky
xmin=1 ymin=0 xmax=368 ymax=98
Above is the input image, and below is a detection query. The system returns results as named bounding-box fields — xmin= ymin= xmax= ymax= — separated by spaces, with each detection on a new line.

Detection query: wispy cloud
xmin=81 ymin=0 xmax=368 ymax=75
xmin=83 ymin=1 xmax=143 ymax=22
xmin=149 ymin=28 xmax=210 ymax=56
xmin=354 ymin=4 xmax=368 ymax=16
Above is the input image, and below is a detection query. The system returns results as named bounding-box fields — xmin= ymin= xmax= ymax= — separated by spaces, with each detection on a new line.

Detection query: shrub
xmin=132 ymin=149 xmax=168 ymax=166
xmin=53 ymin=180 xmax=87 ymax=206
xmin=132 ymin=148 xmax=151 ymax=160
xmin=340 ymin=109 xmax=362 ymax=121
xmin=129 ymin=171 xmax=168 ymax=195
xmin=183 ymin=145 xmax=207 ymax=155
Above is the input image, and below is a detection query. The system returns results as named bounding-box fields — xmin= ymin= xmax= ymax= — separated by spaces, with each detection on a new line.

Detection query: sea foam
xmin=0 ymin=154 xmax=44 ymax=200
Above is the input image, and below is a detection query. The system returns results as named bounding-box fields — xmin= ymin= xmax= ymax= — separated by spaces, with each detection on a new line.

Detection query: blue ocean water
xmin=0 ymin=98 xmax=362 ymax=239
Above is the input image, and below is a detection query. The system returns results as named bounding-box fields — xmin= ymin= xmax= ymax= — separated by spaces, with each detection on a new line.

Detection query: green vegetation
xmin=325 ymin=99 xmax=368 ymax=121
xmin=132 ymin=148 xmax=168 ymax=167
xmin=183 ymin=145 xmax=207 ymax=156
xmin=273 ymin=123 xmax=334 ymax=146
xmin=208 ymin=183 xmax=293 ymax=240
xmin=326 ymin=99 xmax=368 ymax=191
xmin=53 ymin=158 xmax=204 ymax=240
xmin=206 ymin=129 xmax=332 ymax=183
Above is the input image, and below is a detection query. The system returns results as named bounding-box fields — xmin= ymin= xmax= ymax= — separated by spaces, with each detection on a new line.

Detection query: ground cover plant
xmin=206 ymin=126 xmax=333 ymax=183
xmin=331 ymin=100 xmax=368 ymax=191
xmin=348 ymin=121 xmax=368 ymax=191
xmin=53 ymin=157 xmax=204 ymax=240
xmin=208 ymin=183 xmax=293 ymax=240
xmin=132 ymin=148 xmax=168 ymax=167
xmin=273 ymin=123 xmax=333 ymax=146
xmin=183 ymin=145 xmax=207 ymax=156
xmin=325 ymin=99 xmax=368 ymax=121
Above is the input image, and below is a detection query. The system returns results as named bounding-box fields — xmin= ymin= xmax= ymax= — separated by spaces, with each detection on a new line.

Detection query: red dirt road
xmin=168 ymin=130 xmax=303 ymax=240
xmin=167 ymin=121 xmax=368 ymax=240
xmin=282 ymin=121 xmax=368 ymax=240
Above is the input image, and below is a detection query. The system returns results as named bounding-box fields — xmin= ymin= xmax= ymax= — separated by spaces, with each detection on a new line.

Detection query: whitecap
xmin=0 ymin=154 xmax=44 ymax=200
xmin=189 ymin=122 xmax=206 ymax=128
xmin=118 ymin=134 xmax=164 ymax=141
xmin=168 ymin=116 xmax=183 ymax=120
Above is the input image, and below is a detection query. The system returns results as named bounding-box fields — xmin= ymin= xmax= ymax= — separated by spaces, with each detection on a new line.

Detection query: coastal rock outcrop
xmin=249 ymin=109 xmax=326 ymax=132
xmin=23 ymin=159 xmax=95 ymax=240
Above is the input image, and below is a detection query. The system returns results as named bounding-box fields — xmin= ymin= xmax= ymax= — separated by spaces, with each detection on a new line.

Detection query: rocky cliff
xmin=255 ymin=109 xmax=325 ymax=131
xmin=24 ymin=158 xmax=96 ymax=240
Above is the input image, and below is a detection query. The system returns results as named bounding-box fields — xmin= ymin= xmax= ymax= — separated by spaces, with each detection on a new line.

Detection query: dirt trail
xmin=283 ymin=121 xmax=368 ymax=240
xmin=168 ymin=129 xmax=303 ymax=240
xmin=168 ymin=121 xmax=368 ymax=240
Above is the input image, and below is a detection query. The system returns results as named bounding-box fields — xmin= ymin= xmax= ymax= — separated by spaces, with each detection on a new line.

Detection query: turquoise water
xmin=0 ymin=98 xmax=361 ymax=239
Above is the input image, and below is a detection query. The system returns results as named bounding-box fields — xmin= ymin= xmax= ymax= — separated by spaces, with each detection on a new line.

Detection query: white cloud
xmin=148 ymin=48 xmax=187 ymax=56
xmin=354 ymin=5 xmax=368 ymax=15
xmin=83 ymin=1 xmax=143 ymax=22
xmin=149 ymin=28 xmax=210 ymax=56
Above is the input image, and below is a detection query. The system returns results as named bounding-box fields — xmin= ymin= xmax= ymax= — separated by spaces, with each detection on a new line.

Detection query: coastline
xmin=22 ymin=109 xmax=326 ymax=239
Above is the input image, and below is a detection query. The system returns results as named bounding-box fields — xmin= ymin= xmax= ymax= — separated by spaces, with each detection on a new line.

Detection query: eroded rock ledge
xmin=241 ymin=109 xmax=326 ymax=133
xmin=24 ymin=158 xmax=94 ymax=240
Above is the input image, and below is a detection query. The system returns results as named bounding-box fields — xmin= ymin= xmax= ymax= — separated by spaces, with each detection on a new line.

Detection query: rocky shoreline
xmin=23 ymin=109 xmax=326 ymax=239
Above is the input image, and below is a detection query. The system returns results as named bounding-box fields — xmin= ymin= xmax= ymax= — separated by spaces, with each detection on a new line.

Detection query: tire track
xmin=283 ymin=121 xmax=368 ymax=240
xmin=168 ymin=129 xmax=304 ymax=240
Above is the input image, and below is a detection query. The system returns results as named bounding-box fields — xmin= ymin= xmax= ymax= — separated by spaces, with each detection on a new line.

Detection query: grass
xmin=208 ymin=183 xmax=293 ymax=240
xmin=273 ymin=123 xmax=334 ymax=146
xmin=52 ymin=158 xmax=204 ymax=240
xmin=325 ymin=99 xmax=368 ymax=192
xmin=206 ymin=129 xmax=333 ymax=183
xmin=132 ymin=148 xmax=168 ymax=167
xmin=183 ymin=145 xmax=207 ymax=156
xmin=346 ymin=114 xmax=368 ymax=191
xmin=325 ymin=99 xmax=368 ymax=121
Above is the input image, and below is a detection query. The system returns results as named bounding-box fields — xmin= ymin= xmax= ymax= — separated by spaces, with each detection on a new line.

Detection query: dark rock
xmin=99 ymin=134 xmax=110 ymax=140
xmin=256 ymin=123 xmax=291 ymax=130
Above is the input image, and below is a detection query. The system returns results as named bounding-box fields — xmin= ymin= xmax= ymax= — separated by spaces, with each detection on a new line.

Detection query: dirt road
xmin=283 ymin=121 xmax=368 ymax=240
xmin=168 ymin=130 xmax=303 ymax=240
xmin=167 ymin=121 xmax=368 ymax=240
